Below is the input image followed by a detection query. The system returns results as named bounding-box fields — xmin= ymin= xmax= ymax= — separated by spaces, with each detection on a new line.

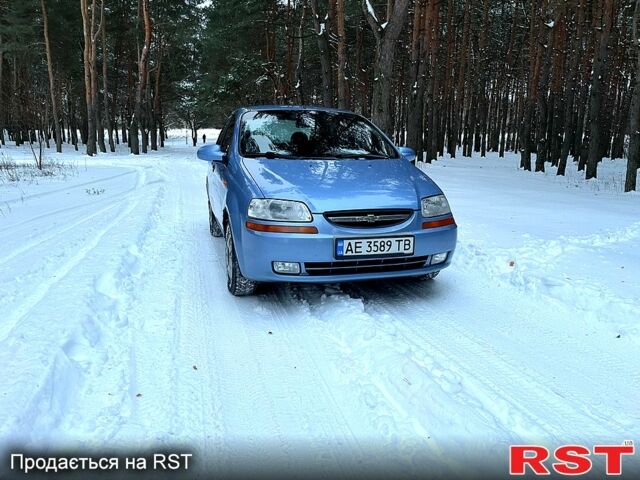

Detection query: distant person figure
xmin=202 ymin=134 xmax=207 ymax=144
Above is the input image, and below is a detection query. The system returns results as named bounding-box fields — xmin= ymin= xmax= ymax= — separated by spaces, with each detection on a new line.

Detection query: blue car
xmin=198 ymin=106 xmax=457 ymax=296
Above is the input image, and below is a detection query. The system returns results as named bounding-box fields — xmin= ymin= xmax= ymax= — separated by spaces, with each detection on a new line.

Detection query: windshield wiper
xmin=333 ymin=153 xmax=392 ymax=159
xmin=243 ymin=151 xmax=297 ymax=159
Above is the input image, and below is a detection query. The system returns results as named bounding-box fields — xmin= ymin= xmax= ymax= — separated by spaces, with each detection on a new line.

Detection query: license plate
xmin=335 ymin=236 xmax=414 ymax=257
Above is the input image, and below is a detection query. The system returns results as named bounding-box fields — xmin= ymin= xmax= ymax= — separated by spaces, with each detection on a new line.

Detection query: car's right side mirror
xmin=197 ymin=144 xmax=226 ymax=163
xmin=398 ymin=146 xmax=416 ymax=163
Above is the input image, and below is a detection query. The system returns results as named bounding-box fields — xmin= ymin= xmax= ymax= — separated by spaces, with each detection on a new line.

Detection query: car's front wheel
xmin=225 ymin=224 xmax=258 ymax=296
xmin=208 ymin=201 xmax=223 ymax=237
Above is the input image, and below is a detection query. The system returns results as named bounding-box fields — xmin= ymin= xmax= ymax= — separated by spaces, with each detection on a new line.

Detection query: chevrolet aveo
xmin=198 ymin=106 xmax=457 ymax=296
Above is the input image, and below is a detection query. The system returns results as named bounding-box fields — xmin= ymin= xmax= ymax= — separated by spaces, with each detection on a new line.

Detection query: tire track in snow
xmin=0 ymin=201 xmax=132 ymax=321
xmin=198 ymin=274 xmax=382 ymax=477
xmin=0 ymin=174 xmax=167 ymax=447
xmin=66 ymin=161 xmax=228 ymax=462
xmin=55 ymin=177 xmax=173 ymax=446
xmin=274 ymin=283 xmax=483 ymax=478
xmin=198 ymin=261 xmax=299 ymax=475
xmin=0 ymin=167 xmax=146 ymax=243
xmin=0 ymin=168 xmax=138 ymax=207
xmin=0 ymin=190 xmax=141 ymax=268
xmin=172 ymin=243 xmax=228 ymax=470
xmin=172 ymin=170 xmax=307 ymax=475
xmin=344 ymin=278 xmax=638 ymax=442
xmin=0 ymin=168 xmax=146 ymax=344
xmin=112 ymin=163 xmax=224 ymax=453
xmin=30 ymin=163 xmax=171 ymax=447
xmin=284 ymin=279 xmax=629 ymax=476
xmin=256 ymin=287 xmax=369 ymax=477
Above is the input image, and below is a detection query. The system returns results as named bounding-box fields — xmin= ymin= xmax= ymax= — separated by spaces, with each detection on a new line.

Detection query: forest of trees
xmin=0 ymin=0 xmax=638 ymax=191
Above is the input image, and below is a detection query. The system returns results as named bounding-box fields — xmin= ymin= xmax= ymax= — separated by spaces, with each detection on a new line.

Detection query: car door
xmin=208 ymin=114 xmax=235 ymax=222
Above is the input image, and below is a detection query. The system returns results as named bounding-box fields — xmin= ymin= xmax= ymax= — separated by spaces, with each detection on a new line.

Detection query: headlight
xmin=421 ymin=194 xmax=451 ymax=217
xmin=248 ymin=199 xmax=312 ymax=222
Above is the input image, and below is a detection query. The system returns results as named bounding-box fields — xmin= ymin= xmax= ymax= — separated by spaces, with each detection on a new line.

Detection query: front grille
xmin=324 ymin=209 xmax=413 ymax=228
xmin=304 ymin=255 xmax=429 ymax=276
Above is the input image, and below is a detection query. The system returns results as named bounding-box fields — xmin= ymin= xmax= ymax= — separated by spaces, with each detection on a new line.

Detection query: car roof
xmin=243 ymin=105 xmax=356 ymax=115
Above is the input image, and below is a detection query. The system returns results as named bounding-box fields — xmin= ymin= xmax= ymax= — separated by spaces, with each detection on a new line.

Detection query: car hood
xmin=241 ymin=157 xmax=442 ymax=213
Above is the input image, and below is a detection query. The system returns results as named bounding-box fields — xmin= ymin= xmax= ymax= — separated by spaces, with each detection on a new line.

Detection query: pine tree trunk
xmin=425 ymin=0 xmax=440 ymax=162
xmin=520 ymin=0 xmax=540 ymax=171
xmin=152 ymin=59 xmax=162 ymax=151
xmin=101 ymin=11 xmax=115 ymax=152
xmin=442 ymin=0 xmax=456 ymax=156
xmin=293 ymin=1 xmax=307 ymax=104
xmin=625 ymin=0 xmax=640 ymax=192
xmin=558 ymin=0 xmax=584 ymax=176
xmin=548 ymin=4 xmax=567 ymax=166
xmin=81 ymin=0 xmax=97 ymax=156
xmin=406 ymin=0 xmax=426 ymax=158
xmin=534 ymin=0 xmax=553 ymax=172
xmin=353 ymin=19 xmax=362 ymax=111
xmin=41 ymin=0 xmax=62 ymax=153
xmin=44 ymin=105 xmax=50 ymax=149
xmin=573 ymin=83 xmax=588 ymax=166
xmin=131 ymin=0 xmax=152 ymax=155
xmin=335 ymin=0 xmax=347 ymax=109
xmin=70 ymin=98 xmax=79 ymax=150
xmin=363 ymin=0 xmax=411 ymax=136
xmin=149 ymin=78 xmax=156 ymax=151
xmin=93 ymin=2 xmax=105 ymax=153
xmin=158 ymin=111 xmax=164 ymax=148
xmin=96 ymin=101 xmax=106 ymax=152
xmin=142 ymin=77 xmax=150 ymax=153
xmin=498 ymin=2 xmax=519 ymax=157
xmin=476 ymin=0 xmax=489 ymax=158
xmin=520 ymin=0 xmax=542 ymax=171
xmin=310 ymin=0 xmax=333 ymax=107
xmin=586 ymin=0 xmax=614 ymax=180
xmin=452 ymin=1 xmax=471 ymax=158
xmin=122 ymin=114 xmax=128 ymax=146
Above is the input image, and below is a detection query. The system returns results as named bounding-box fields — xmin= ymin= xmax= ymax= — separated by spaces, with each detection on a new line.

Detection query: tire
xmin=208 ymin=200 xmax=223 ymax=237
xmin=225 ymin=223 xmax=258 ymax=296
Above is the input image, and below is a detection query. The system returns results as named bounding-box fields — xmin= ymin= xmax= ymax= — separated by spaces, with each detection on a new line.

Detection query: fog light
xmin=431 ymin=252 xmax=448 ymax=265
xmin=272 ymin=261 xmax=301 ymax=275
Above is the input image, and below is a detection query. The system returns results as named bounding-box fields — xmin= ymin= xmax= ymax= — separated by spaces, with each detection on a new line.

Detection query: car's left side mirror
xmin=197 ymin=144 xmax=226 ymax=163
xmin=398 ymin=146 xmax=416 ymax=163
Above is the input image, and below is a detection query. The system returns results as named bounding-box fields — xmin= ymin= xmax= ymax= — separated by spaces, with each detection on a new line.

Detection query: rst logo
xmin=510 ymin=441 xmax=635 ymax=476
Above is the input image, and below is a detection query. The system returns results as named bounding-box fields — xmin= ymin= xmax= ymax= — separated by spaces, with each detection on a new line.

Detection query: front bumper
xmin=235 ymin=211 xmax=457 ymax=283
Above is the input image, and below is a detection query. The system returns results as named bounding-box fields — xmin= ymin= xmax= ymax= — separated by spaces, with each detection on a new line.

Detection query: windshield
xmin=239 ymin=110 xmax=399 ymax=159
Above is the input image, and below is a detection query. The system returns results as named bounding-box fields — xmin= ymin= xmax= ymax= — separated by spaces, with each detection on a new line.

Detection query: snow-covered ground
xmin=0 ymin=133 xmax=638 ymax=477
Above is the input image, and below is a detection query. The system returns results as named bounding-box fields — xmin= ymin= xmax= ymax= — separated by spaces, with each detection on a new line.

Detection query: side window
xmin=216 ymin=119 xmax=229 ymax=148
xmin=217 ymin=114 xmax=236 ymax=153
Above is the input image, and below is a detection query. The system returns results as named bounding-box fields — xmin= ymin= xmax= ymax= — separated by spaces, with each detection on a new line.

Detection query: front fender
xmin=224 ymin=160 xmax=262 ymax=278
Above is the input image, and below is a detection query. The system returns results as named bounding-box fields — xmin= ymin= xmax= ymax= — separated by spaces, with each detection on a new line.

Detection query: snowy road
xmin=1 ymin=138 xmax=638 ymax=477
